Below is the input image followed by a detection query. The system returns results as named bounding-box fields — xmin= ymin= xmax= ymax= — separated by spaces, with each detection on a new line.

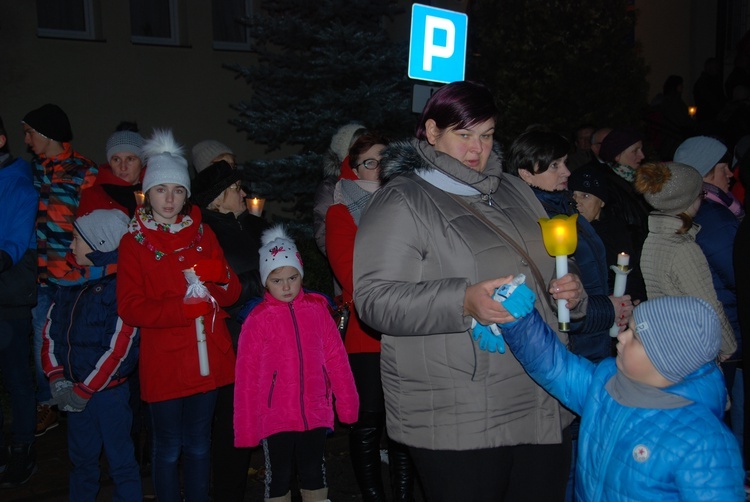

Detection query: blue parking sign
xmin=408 ymin=4 xmax=468 ymax=84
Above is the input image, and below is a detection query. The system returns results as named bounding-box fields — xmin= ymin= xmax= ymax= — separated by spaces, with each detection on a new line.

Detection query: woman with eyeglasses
xmin=352 ymin=81 xmax=586 ymax=501
xmin=190 ymin=159 xmax=269 ymax=502
xmin=325 ymin=132 xmax=417 ymax=501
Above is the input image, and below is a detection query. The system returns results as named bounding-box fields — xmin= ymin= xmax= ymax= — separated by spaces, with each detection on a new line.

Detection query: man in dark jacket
xmin=0 ymin=114 xmax=39 ymax=488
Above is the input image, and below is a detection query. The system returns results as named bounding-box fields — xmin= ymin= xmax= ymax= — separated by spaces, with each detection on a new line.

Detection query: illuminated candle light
xmin=246 ymin=197 xmax=265 ymax=217
xmin=609 ymin=252 xmax=631 ymax=337
xmin=538 ymin=214 xmax=578 ymax=332
xmin=688 ymin=106 xmax=697 ymax=118
xmin=134 ymin=191 xmax=145 ymax=206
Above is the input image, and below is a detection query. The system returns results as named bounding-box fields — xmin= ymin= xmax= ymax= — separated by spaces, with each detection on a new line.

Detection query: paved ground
xmin=2 ymin=416 xmax=421 ymax=501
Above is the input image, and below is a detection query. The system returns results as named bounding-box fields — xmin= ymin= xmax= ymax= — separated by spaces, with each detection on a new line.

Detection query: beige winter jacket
xmin=640 ymin=213 xmax=737 ymax=357
xmin=353 ymin=139 xmax=578 ymax=451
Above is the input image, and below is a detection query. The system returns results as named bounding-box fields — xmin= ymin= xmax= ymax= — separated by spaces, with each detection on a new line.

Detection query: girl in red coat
xmin=234 ymin=225 xmax=358 ymax=502
xmin=117 ymin=130 xmax=240 ymax=502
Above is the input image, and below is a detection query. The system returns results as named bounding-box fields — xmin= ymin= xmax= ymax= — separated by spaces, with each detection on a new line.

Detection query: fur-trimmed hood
xmin=379 ymin=138 xmax=505 ymax=196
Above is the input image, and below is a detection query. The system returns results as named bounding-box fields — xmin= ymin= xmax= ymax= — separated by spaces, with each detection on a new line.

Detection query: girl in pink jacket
xmin=234 ymin=225 xmax=358 ymax=502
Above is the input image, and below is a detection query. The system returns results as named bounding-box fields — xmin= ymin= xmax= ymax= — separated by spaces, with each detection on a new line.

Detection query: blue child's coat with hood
xmin=502 ymin=308 xmax=744 ymax=501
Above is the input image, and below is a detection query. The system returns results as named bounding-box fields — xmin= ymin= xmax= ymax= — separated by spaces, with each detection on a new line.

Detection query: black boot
xmin=1 ymin=443 xmax=37 ymax=488
xmin=388 ymin=438 xmax=416 ymax=502
xmin=349 ymin=411 xmax=386 ymax=501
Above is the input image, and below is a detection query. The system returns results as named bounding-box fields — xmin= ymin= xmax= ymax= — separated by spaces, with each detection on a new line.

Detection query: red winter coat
xmin=117 ymin=206 xmax=240 ymax=403
xmin=77 ymin=164 xmax=145 ymax=217
xmin=325 ymin=203 xmax=381 ymax=353
xmin=234 ymin=290 xmax=359 ymax=447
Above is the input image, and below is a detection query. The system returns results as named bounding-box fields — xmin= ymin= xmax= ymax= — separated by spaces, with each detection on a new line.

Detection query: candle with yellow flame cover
xmin=538 ymin=214 xmax=578 ymax=331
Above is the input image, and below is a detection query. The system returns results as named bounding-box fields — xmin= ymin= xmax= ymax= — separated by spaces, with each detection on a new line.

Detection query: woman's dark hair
xmin=663 ymin=75 xmax=683 ymax=95
xmin=506 ymin=130 xmax=570 ymax=176
xmin=144 ymin=191 xmax=192 ymax=218
xmin=415 ymin=81 xmax=499 ymax=141
xmin=349 ymin=132 xmax=390 ymax=167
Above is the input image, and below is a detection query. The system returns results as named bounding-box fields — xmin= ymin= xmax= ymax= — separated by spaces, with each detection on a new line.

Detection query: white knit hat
xmin=74 ymin=209 xmax=130 ymax=253
xmin=329 ymin=123 xmax=365 ymax=161
xmin=141 ymin=129 xmax=191 ymax=197
xmin=259 ymin=225 xmax=304 ymax=286
xmin=106 ymin=131 xmax=145 ymax=162
xmin=192 ymin=139 xmax=234 ymax=173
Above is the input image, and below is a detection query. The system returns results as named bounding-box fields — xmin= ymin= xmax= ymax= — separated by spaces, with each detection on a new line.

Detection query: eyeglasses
xmin=357 ymin=159 xmax=380 ymax=170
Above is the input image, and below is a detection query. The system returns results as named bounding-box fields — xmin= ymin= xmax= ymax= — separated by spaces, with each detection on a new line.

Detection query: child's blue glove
xmin=471 ymin=320 xmax=506 ymax=353
xmin=470 ymin=275 xmax=537 ymax=354
xmin=496 ymin=283 xmax=536 ymax=324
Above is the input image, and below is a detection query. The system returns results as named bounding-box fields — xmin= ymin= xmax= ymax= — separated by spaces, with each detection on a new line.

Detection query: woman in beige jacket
xmin=635 ymin=161 xmax=737 ymax=359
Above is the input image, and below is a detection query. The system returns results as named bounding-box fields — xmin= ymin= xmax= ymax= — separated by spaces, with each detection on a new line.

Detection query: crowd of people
xmin=1 ymin=71 xmax=750 ymax=502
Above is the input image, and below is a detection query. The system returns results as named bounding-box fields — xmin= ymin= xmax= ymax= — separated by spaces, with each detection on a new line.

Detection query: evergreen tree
xmin=226 ymin=0 xmax=414 ymax=225
xmin=468 ymin=0 xmax=649 ymax=146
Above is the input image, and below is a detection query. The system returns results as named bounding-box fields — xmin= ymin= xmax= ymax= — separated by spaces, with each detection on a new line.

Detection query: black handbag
xmin=330 ymin=296 xmax=351 ymax=338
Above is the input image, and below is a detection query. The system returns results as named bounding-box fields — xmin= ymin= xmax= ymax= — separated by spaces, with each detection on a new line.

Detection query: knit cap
xmin=259 ymin=225 xmax=304 ymax=286
xmin=329 ymin=123 xmax=365 ymax=162
xmin=142 ymin=129 xmax=191 ymax=197
xmin=22 ymin=104 xmax=73 ymax=142
xmin=106 ymin=130 xmax=145 ymax=162
xmin=568 ymin=164 xmax=609 ymax=203
xmin=74 ymin=209 xmax=130 ymax=253
xmin=191 ymin=160 xmax=243 ymax=208
xmin=192 ymin=140 xmax=233 ymax=173
xmin=635 ymin=162 xmax=702 ymax=214
xmin=632 ymin=296 xmax=721 ymax=383
xmin=599 ymin=128 xmax=643 ymax=163
xmin=674 ymin=136 xmax=728 ymax=177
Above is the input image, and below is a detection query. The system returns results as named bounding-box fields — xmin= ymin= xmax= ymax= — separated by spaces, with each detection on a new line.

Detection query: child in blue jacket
xmin=496 ymin=283 xmax=743 ymax=500
xmin=41 ymin=209 xmax=141 ymax=501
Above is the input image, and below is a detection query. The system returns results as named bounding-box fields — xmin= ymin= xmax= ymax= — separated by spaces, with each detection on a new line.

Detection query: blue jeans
xmin=0 ymin=317 xmax=36 ymax=446
xmin=31 ymin=284 xmax=55 ymax=404
xmin=149 ymin=391 xmax=218 ymax=502
xmin=68 ymin=383 xmax=142 ymax=502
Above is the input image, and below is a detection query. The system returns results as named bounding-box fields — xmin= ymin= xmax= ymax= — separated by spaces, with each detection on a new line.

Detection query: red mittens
xmin=184 ymin=300 xmax=212 ymax=319
xmin=193 ymin=259 xmax=227 ymax=283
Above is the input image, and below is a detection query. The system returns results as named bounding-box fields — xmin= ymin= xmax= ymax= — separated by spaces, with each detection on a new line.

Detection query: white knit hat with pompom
xmin=141 ymin=129 xmax=191 ymax=197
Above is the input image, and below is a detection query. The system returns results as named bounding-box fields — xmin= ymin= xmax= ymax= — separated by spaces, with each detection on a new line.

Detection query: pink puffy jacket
xmin=234 ymin=289 xmax=359 ymax=447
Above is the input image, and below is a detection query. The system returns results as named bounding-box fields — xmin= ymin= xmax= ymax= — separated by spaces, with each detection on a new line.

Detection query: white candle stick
xmin=556 ymin=255 xmax=570 ymax=331
xmin=195 ymin=315 xmax=210 ymax=376
xmin=609 ymin=252 xmax=631 ymax=337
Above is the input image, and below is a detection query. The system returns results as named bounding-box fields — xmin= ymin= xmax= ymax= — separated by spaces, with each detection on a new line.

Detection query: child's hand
xmin=184 ymin=300 xmax=212 ymax=319
xmin=57 ymin=387 xmax=90 ymax=413
xmin=50 ymin=376 xmax=74 ymax=404
xmin=194 ymin=259 xmax=228 ymax=283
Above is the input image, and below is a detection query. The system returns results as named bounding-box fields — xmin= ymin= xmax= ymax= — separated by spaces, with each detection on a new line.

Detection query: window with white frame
xmin=36 ymin=0 xmax=100 ymax=40
xmin=130 ymin=0 xmax=185 ymax=46
xmin=212 ymin=0 xmax=252 ymax=51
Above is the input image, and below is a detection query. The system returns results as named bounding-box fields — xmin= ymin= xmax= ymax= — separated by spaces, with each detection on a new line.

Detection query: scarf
xmin=333 ymin=179 xmax=379 ymax=225
xmin=128 ymin=207 xmax=203 ymax=260
xmin=703 ymin=182 xmax=745 ymax=219
xmin=605 ymin=369 xmax=692 ymax=409
xmin=610 ymin=162 xmax=636 ymax=183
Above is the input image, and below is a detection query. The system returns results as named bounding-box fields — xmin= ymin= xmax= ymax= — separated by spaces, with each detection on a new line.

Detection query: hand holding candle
xmin=538 ymin=214 xmax=578 ymax=331
xmin=183 ymin=268 xmax=214 ymax=376
xmin=609 ymin=252 xmax=631 ymax=337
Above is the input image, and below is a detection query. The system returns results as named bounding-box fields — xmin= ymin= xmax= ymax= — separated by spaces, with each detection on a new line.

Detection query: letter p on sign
xmin=408 ymin=4 xmax=467 ymax=84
